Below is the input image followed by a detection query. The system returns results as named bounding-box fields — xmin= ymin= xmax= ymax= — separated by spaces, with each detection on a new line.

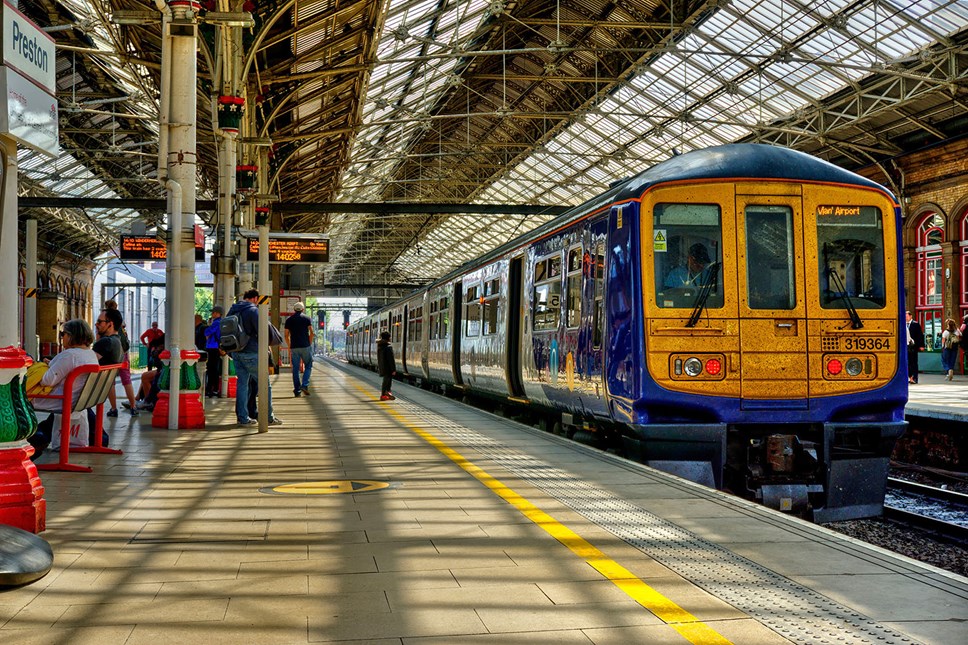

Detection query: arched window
xmin=959 ymin=208 xmax=968 ymax=324
xmin=916 ymin=213 xmax=945 ymax=350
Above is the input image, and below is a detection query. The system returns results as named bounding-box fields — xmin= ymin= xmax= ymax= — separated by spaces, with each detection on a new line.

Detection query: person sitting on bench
xmin=28 ymin=319 xmax=98 ymax=459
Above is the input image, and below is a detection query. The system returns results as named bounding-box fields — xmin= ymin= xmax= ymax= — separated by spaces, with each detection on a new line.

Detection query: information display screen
xmin=246 ymin=237 xmax=329 ymax=264
xmin=119 ymin=235 xmax=205 ymax=262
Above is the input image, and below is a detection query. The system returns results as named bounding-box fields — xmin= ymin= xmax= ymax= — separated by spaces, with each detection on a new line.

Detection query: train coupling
xmin=749 ymin=434 xmax=823 ymax=514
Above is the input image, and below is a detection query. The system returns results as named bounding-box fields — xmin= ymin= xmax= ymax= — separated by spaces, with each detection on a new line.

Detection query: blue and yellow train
xmin=347 ymin=144 xmax=907 ymax=522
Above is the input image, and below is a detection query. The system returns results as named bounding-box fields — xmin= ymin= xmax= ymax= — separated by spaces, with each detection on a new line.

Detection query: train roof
xmin=377 ymin=144 xmax=895 ymax=309
xmin=615 ymin=144 xmax=892 ymax=201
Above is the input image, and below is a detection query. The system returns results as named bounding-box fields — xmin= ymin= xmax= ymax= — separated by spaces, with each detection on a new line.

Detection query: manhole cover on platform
xmin=260 ymin=480 xmax=391 ymax=495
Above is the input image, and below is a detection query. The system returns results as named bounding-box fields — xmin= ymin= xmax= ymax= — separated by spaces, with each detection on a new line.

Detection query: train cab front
xmin=625 ymin=178 xmax=908 ymax=522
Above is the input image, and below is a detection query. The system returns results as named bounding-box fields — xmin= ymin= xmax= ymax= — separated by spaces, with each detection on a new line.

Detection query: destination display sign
xmin=817 ymin=205 xmax=861 ymax=217
xmin=246 ymin=237 xmax=329 ymax=264
xmin=817 ymin=205 xmax=880 ymax=227
xmin=119 ymin=234 xmax=205 ymax=262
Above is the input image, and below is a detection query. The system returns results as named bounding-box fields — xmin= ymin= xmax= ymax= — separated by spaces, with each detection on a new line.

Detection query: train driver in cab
xmin=664 ymin=242 xmax=712 ymax=288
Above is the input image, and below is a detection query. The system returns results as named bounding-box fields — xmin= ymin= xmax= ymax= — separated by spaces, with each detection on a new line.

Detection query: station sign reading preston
xmin=246 ymin=236 xmax=330 ymax=264
xmin=0 ymin=2 xmax=56 ymax=156
xmin=2 ymin=2 xmax=55 ymax=93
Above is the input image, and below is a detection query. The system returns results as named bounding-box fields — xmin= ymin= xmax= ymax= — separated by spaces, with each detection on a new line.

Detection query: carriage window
xmin=413 ymin=307 xmax=423 ymax=341
xmin=440 ymin=297 xmax=449 ymax=338
xmin=593 ymin=244 xmax=605 ymax=347
xmin=654 ymin=204 xmax=724 ymax=309
xmin=465 ymin=285 xmax=481 ymax=337
xmin=483 ymin=278 xmax=500 ymax=335
xmin=746 ymin=205 xmax=795 ymax=309
xmin=533 ymin=255 xmax=561 ymax=331
xmin=566 ymin=247 xmax=582 ymax=328
xmin=818 ymin=206 xmax=886 ymax=310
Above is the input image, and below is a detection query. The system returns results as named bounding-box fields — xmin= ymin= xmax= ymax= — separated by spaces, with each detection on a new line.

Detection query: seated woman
xmin=28 ymin=319 xmax=98 ymax=458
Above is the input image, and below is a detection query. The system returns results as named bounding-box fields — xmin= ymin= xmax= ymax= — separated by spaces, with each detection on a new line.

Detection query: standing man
xmin=102 ymin=302 xmax=138 ymax=417
xmin=227 ymin=289 xmax=282 ymax=426
xmin=140 ymin=321 xmax=164 ymax=370
xmin=284 ymin=302 xmax=314 ymax=397
xmin=906 ymin=310 xmax=925 ymax=384
xmin=204 ymin=305 xmax=223 ymax=397
xmin=377 ymin=330 xmax=396 ymax=401
xmin=93 ymin=309 xmax=124 ymax=431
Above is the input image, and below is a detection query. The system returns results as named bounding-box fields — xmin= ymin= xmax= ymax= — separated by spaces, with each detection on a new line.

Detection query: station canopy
xmin=15 ymin=0 xmax=968 ymax=291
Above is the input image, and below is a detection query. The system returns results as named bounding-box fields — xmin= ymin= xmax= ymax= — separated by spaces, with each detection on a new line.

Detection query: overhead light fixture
xmin=110 ymin=10 xmax=158 ymax=25
xmin=202 ymin=12 xmax=255 ymax=28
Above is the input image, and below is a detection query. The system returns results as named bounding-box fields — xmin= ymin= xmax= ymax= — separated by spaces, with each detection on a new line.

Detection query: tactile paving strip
xmin=401 ymin=401 xmax=919 ymax=645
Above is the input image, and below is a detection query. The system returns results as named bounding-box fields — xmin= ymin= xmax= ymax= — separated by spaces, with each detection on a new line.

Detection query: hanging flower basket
xmin=236 ymin=165 xmax=258 ymax=192
xmin=255 ymin=206 xmax=271 ymax=226
xmin=217 ymin=95 xmax=245 ymax=133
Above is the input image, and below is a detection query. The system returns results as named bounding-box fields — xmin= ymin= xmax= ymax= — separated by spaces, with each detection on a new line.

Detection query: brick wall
xmin=855 ymin=138 xmax=968 ymax=333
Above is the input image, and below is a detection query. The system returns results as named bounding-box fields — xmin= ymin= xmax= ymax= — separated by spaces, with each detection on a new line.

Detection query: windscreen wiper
xmin=686 ymin=262 xmax=720 ymax=328
xmin=826 ymin=267 xmax=863 ymax=329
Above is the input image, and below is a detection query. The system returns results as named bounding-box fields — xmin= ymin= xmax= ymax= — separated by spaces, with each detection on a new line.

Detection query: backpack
xmin=219 ymin=314 xmax=250 ymax=353
xmin=118 ymin=328 xmax=130 ymax=352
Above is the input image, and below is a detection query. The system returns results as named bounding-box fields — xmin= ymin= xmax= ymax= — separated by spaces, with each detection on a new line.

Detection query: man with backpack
xmin=225 ymin=289 xmax=282 ymax=426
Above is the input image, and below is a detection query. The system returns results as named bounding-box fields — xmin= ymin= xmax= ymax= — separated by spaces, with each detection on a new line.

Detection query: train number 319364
xmin=843 ymin=337 xmax=891 ymax=351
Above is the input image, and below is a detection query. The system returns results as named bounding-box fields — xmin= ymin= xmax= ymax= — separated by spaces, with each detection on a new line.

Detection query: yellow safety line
xmin=354 ymin=384 xmax=733 ymax=645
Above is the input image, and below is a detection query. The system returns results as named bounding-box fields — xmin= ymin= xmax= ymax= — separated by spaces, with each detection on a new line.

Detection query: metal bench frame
xmin=29 ymin=363 xmax=124 ymax=473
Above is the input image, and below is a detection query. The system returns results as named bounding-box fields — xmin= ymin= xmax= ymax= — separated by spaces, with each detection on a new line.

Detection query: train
xmin=346 ymin=143 xmax=908 ymax=522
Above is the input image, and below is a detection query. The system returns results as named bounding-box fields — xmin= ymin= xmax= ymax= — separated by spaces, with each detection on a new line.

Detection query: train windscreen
xmin=653 ymin=203 xmax=724 ymax=310
xmin=744 ymin=205 xmax=796 ymax=310
xmin=817 ymin=206 xmax=886 ymax=310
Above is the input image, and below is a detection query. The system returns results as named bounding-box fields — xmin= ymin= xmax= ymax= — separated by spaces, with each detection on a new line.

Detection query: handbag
xmin=268 ymin=323 xmax=284 ymax=347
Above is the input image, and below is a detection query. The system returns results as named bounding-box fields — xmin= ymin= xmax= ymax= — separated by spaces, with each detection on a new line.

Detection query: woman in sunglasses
xmin=28 ymin=319 xmax=98 ymax=458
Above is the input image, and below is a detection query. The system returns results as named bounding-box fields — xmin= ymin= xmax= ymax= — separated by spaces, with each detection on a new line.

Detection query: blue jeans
xmin=234 ymin=352 xmax=273 ymax=422
xmin=941 ymin=347 xmax=958 ymax=372
xmin=290 ymin=346 xmax=313 ymax=392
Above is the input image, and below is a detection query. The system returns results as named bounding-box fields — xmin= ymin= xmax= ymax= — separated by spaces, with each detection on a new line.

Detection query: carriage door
xmin=736 ymin=194 xmax=808 ymax=406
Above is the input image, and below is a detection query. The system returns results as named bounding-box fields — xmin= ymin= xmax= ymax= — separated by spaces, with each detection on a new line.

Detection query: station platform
xmin=906 ymin=371 xmax=968 ymax=422
xmin=2 ymin=360 xmax=966 ymax=644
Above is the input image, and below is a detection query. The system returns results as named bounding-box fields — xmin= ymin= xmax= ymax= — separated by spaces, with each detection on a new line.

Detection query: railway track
xmin=884 ymin=477 xmax=968 ymax=544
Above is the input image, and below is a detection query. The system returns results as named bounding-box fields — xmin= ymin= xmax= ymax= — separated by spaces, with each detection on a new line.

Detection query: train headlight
xmin=845 ymin=357 xmax=864 ymax=376
xmin=683 ymin=357 xmax=703 ymax=377
xmin=827 ymin=358 xmax=843 ymax=375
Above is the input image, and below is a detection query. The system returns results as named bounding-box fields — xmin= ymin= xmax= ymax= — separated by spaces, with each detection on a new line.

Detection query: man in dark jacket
xmin=284 ymin=302 xmax=315 ymax=396
xmin=906 ymin=310 xmax=925 ymax=384
xmin=227 ymin=289 xmax=282 ymax=425
xmin=376 ymin=330 xmax=396 ymax=401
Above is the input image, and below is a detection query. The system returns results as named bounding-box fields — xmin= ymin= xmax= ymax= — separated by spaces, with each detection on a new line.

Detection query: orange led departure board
xmin=246 ymin=237 xmax=329 ymax=264
xmin=119 ymin=235 xmax=205 ymax=261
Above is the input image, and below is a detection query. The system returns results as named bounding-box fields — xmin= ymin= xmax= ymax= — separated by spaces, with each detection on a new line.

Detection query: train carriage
xmin=349 ymin=144 xmax=907 ymax=521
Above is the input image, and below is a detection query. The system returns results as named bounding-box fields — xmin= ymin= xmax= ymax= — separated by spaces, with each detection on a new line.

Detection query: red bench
xmin=28 ymin=363 xmax=124 ymax=473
